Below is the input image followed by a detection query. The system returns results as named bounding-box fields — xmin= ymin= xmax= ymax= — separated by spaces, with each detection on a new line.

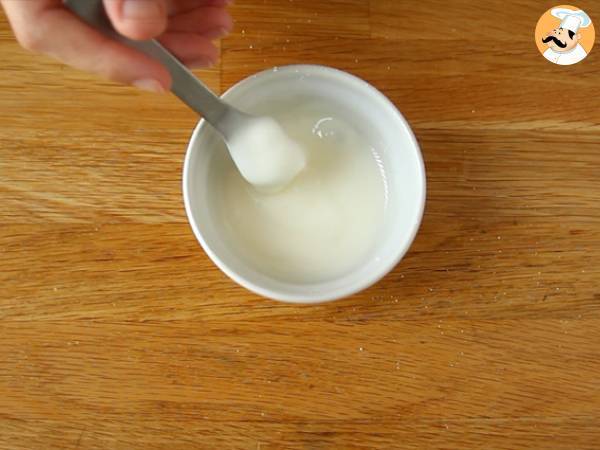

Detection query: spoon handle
xmin=64 ymin=0 xmax=235 ymax=131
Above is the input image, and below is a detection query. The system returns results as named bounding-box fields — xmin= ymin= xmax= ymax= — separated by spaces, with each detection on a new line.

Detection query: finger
xmin=159 ymin=32 xmax=218 ymax=68
xmin=168 ymin=6 xmax=232 ymax=35
xmin=0 ymin=0 xmax=58 ymax=43
xmin=167 ymin=0 xmax=232 ymax=15
xmin=103 ymin=0 xmax=168 ymax=40
xmin=2 ymin=0 xmax=170 ymax=91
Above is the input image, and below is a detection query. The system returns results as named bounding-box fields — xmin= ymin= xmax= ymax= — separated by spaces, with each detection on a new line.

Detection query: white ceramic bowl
xmin=183 ymin=65 xmax=426 ymax=303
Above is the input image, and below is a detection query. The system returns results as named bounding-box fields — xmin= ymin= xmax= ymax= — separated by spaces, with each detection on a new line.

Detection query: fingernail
xmin=133 ymin=78 xmax=165 ymax=93
xmin=188 ymin=57 xmax=215 ymax=69
xmin=205 ymin=27 xmax=230 ymax=39
xmin=122 ymin=0 xmax=163 ymax=19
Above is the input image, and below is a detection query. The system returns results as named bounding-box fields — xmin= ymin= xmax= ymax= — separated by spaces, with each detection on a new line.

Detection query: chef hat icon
xmin=551 ymin=8 xmax=592 ymax=33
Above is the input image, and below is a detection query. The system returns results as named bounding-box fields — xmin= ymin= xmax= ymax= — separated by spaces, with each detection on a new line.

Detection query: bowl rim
xmin=182 ymin=64 xmax=426 ymax=303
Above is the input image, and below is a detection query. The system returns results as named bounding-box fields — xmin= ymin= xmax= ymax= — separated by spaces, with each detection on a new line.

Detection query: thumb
xmin=103 ymin=0 xmax=168 ymax=40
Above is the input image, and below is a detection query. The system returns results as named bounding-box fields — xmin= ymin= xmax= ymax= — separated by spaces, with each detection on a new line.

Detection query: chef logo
xmin=535 ymin=5 xmax=594 ymax=65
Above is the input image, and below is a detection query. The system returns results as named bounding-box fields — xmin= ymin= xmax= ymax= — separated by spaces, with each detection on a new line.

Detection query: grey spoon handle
xmin=64 ymin=0 xmax=246 ymax=137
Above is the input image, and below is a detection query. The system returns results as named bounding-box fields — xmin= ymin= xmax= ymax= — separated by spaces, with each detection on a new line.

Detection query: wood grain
xmin=2 ymin=1 xmax=600 ymax=449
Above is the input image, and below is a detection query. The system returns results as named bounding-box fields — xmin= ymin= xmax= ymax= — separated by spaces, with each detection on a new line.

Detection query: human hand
xmin=0 ymin=0 xmax=233 ymax=92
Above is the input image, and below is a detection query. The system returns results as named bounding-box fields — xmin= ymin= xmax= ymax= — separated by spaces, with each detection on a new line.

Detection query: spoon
xmin=64 ymin=0 xmax=305 ymax=191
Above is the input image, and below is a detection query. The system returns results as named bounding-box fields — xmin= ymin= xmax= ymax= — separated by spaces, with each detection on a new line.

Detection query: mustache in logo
xmin=542 ymin=35 xmax=567 ymax=48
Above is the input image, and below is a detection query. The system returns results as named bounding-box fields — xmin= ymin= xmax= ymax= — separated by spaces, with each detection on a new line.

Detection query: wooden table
xmin=2 ymin=1 xmax=600 ymax=448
